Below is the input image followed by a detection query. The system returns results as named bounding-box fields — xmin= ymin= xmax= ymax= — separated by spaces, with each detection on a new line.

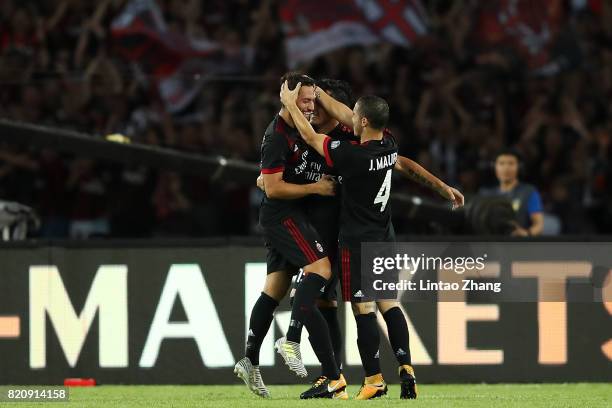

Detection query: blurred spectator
xmin=479 ymin=149 xmax=545 ymax=236
xmin=152 ymin=171 xmax=194 ymax=236
xmin=67 ymin=159 xmax=111 ymax=238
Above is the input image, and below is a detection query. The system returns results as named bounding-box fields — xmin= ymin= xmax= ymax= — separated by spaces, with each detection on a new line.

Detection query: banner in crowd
xmin=111 ymin=0 xmax=224 ymax=112
xmin=280 ymin=0 xmax=428 ymax=66
xmin=0 ymin=242 xmax=610 ymax=384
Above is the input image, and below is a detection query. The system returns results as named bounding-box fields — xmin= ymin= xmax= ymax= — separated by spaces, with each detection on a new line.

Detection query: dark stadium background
xmin=1 ymin=0 xmax=611 ymax=238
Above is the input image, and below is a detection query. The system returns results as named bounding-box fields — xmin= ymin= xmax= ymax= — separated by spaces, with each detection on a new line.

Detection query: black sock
xmin=307 ymin=308 xmax=340 ymax=379
xmin=287 ymin=273 xmax=326 ymax=343
xmin=356 ymin=312 xmax=381 ymax=377
xmin=383 ymin=307 xmax=412 ymax=366
xmin=289 ymin=273 xmax=339 ymax=379
xmin=320 ymin=307 xmax=343 ymax=373
xmin=245 ymin=292 xmax=278 ymax=365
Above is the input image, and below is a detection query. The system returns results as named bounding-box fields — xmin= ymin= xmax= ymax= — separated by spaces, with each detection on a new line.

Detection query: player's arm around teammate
xmin=262 ymin=171 xmax=335 ymax=199
xmin=314 ymin=83 xmax=355 ymax=128
xmin=281 ymin=81 xmax=461 ymax=261
xmin=305 ymin=81 xmax=465 ymax=209
xmin=257 ymin=171 xmax=336 ymax=200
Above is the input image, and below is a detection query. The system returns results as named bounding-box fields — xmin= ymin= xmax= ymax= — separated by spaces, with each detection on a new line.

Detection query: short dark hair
xmin=495 ymin=148 xmax=522 ymax=162
xmin=317 ymin=78 xmax=354 ymax=107
xmin=280 ymin=72 xmax=316 ymax=90
xmin=355 ymin=95 xmax=389 ymax=130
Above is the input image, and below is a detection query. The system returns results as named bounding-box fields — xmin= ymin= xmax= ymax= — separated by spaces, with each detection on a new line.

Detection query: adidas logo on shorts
xmin=396 ymin=348 xmax=407 ymax=356
xmin=353 ymin=290 xmax=364 ymax=298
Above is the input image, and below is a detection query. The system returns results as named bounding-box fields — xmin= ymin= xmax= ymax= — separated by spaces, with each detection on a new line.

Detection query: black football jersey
xmin=301 ymin=124 xmax=359 ymax=256
xmin=323 ymin=131 xmax=398 ymax=244
xmin=309 ymin=124 xmax=357 ymax=178
xmin=259 ymin=114 xmax=323 ymax=225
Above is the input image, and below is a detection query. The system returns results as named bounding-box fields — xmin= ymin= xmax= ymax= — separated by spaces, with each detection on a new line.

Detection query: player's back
xmin=323 ymin=132 xmax=398 ymax=244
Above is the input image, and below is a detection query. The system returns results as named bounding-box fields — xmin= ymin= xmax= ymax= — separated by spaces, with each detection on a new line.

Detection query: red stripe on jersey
xmin=283 ymin=218 xmax=318 ymax=264
xmin=275 ymin=116 xmax=287 ymax=134
xmin=261 ymin=166 xmax=284 ymax=174
xmin=275 ymin=116 xmax=293 ymax=148
xmin=323 ymin=136 xmax=334 ymax=167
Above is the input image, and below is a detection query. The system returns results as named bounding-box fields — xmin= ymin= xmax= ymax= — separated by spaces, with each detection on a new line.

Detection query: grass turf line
xmin=2 ymin=384 xmax=610 ymax=408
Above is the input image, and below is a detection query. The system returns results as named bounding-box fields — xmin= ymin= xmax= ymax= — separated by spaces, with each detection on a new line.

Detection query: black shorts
xmin=339 ymin=244 xmax=367 ymax=303
xmin=263 ymin=214 xmax=327 ymax=275
xmin=304 ymin=197 xmax=340 ymax=264
xmin=338 ymin=243 xmax=397 ymax=303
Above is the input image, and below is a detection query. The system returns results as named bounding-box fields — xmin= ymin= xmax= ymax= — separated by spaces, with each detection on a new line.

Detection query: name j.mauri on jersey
xmin=368 ymin=153 xmax=397 ymax=171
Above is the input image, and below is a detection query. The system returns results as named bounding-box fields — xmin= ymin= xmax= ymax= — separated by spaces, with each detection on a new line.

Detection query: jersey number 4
xmin=374 ymin=169 xmax=392 ymax=212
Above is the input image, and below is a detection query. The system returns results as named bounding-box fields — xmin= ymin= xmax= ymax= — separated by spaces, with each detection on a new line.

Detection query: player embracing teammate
xmin=234 ymin=73 xmax=346 ymax=399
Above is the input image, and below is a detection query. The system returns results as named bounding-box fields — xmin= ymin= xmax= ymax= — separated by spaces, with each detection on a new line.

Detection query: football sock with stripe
xmin=356 ymin=312 xmax=381 ymax=377
xmin=245 ymin=292 xmax=279 ymax=365
xmin=383 ymin=307 xmax=412 ymax=366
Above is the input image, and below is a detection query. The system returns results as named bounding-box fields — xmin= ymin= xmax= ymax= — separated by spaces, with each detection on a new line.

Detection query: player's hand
xmin=280 ymin=80 xmax=301 ymax=108
xmin=256 ymin=173 xmax=265 ymax=192
xmin=439 ymin=184 xmax=465 ymax=210
xmin=313 ymin=174 xmax=336 ymax=196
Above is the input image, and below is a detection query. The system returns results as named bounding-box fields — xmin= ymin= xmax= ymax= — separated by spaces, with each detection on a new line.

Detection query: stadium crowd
xmin=0 ymin=0 xmax=611 ymax=237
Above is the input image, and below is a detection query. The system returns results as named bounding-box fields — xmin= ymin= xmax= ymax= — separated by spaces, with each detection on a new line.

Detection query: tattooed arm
xmin=395 ymin=155 xmax=465 ymax=209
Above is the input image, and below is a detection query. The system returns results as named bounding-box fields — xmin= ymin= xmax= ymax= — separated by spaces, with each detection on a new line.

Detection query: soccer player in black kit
xmin=237 ymin=78 xmax=361 ymax=401
xmin=235 ymin=73 xmax=346 ymax=400
xmin=281 ymin=81 xmax=464 ymax=400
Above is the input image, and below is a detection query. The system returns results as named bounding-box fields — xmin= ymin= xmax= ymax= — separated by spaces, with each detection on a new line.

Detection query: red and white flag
xmin=280 ymin=0 xmax=379 ymax=67
xmin=358 ymin=0 xmax=428 ymax=47
xmin=281 ymin=0 xmax=428 ymax=67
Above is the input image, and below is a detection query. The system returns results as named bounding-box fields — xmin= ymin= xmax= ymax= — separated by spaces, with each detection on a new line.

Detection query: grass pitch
xmin=4 ymin=383 xmax=611 ymax=407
